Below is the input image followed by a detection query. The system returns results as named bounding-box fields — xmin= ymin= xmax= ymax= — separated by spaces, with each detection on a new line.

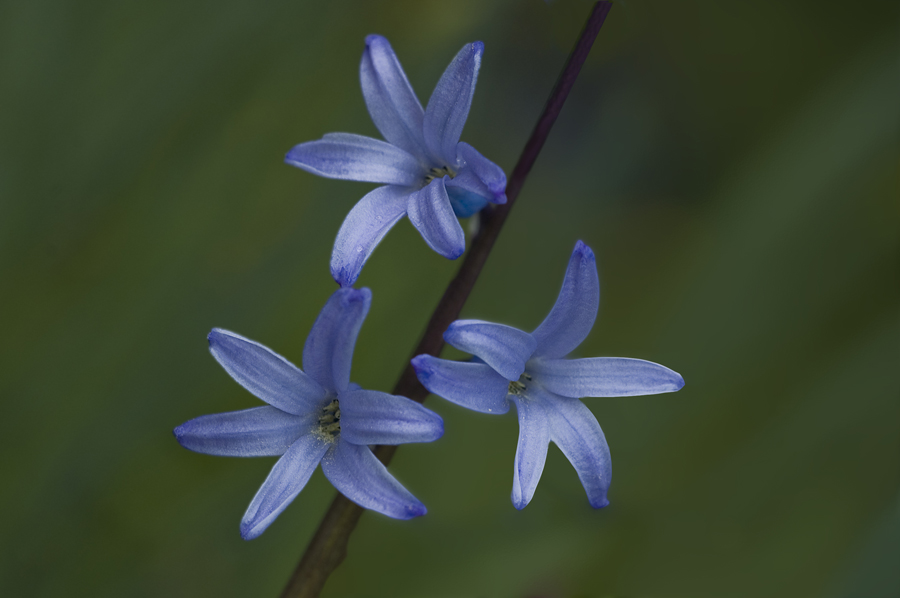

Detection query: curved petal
xmin=510 ymin=395 xmax=550 ymax=510
xmin=339 ymin=388 xmax=443 ymax=445
xmin=446 ymin=142 xmax=507 ymax=204
xmin=541 ymin=391 xmax=611 ymax=508
xmin=239 ymin=434 xmax=330 ymax=540
xmin=321 ymin=440 xmax=427 ymax=519
xmin=331 ymin=185 xmax=412 ymax=287
xmin=285 ymin=133 xmax=423 ymax=186
xmin=411 ymin=355 xmax=510 ymax=414
xmin=208 ymin=329 xmax=326 ymax=415
xmin=531 ymin=357 xmax=685 ymax=398
xmin=446 ymin=186 xmax=490 ymax=218
xmin=423 ymin=41 xmax=483 ymax=165
xmin=174 ymin=407 xmax=310 ymax=457
xmin=443 ymin=320 xmax=536 ymax=381
xmin=303 ymin=287 xmax=371 ymax=393
xmin=407 ymin=176 xmax=465 ymax=259
xmin=360 ymin=35 xmax=428 ymax=158
xmin=531 ymin=241 xmax=600 ymax=359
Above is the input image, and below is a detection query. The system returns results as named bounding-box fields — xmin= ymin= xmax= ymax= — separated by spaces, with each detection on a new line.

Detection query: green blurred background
xmin=2 ymin=0 xmax=897 ymax=596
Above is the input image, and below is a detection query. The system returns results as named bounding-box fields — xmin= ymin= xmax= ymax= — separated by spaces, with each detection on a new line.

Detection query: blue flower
xmin=412 ymin=241 xmax=684 ymax=509
xmin=174 ymin=287 xmax=443 ymax=539
xmin=286 ymin=35 xmax=507 ymax=287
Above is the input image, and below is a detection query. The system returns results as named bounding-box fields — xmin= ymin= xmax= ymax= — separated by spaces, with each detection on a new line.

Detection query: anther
xmin=508 ymin=373 xmax=533 ymax=396
xmin=317 ymin=399 xmax=341 ymax=438
xmin=508 ymin=380 xmax=527 ymax=395
xmin=423 ymin=166 xmax=456 ymax=184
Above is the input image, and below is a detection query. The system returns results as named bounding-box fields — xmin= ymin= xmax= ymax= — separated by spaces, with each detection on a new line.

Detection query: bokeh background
xmin=2 ymin=0 xmax=897 ymax=596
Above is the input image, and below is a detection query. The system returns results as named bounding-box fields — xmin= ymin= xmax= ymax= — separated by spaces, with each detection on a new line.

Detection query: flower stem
xmin=280 ymin=3 xmax=612 ymax=596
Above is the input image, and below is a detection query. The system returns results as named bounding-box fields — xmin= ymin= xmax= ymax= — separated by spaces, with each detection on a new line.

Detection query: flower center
xmin=317 ymin=399 xmax=341 ymax=439
xmin=507 ymin=373 xmax=533 ymax=396
xmin=424 ymin=165 xmax=456 ymax=185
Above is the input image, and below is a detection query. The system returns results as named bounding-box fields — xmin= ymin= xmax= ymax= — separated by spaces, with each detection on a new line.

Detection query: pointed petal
xmin=531 ymin=241 xmax=600 ymax=358
xmin=321 ymin=440 xmax=427 ymax=519
xmin=446 ymin=142 xmax=507 ymax=204
xmin=360 ymin=35 xmax=428 ymax=158
xmin=443 ymin=320 xmax=536 ymax=381
xmin=407 ymin=176 xmax=465 ymax=259
xmin=510 ymin=395 xmax=550 ymax=510
xmin=239 ymin=434 xmax=330 ymax=539
xmin=542 ymin=392 xmax=611 ymax=508
xmin=423 ymin=41 xmax=483 ymax=165
xmin=331 ymin=185 xmax=412 ymax=287
xmin=208 ymin=329 xmax=326 ymax=415
xmin=285 ymin=133 xmax=423 ymax=186
xmin=411 ymin=355 xmax=510 ymax=414
xmin=531 ymin=357 xmax=685 ymax=398
xmin=174 ymin=407 xmax=310 ymax=457
xmin=303 ymin=287 xmax=371 ymax=393
xmin=339 ymin=388 xmax=444 ymax=445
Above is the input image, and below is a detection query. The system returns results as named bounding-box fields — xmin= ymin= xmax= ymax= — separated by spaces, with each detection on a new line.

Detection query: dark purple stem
xmin=280 ymin=3 xmax=612 ymax=597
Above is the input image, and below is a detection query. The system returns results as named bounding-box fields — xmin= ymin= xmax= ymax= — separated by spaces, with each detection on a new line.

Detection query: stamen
xmin=423 ymin=166 xmax=456 ymax=184
xmin=508 ymin=373 xmax=533 ymax=396
xmin=508 ymin=380 xmax=527 ymax=395
xmin=316 ymin=399 xmax=341 ymax=439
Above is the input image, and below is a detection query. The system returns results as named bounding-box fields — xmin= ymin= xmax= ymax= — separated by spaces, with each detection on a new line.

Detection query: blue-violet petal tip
xmin=591 ymin=497 xmax=611 ymax=510
xmin=573 ymin=240 xmax=595 ymax=261
xmin=239 ymin=523 xmax=261 ymax=541
xmin=338 ymin=286 xmax=371 ymax=305
xmin=405 ymin=500 xmax=427 ymax=519
xmin=410 ymin=354 xmax=429 ymax=372
xmin=207 ymin=328 xmax=225 ymax=346
xmin=332 ymin=265 xmax=359 ymax=289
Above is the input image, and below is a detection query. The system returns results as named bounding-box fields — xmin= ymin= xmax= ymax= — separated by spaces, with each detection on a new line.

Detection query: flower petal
xmin=531 ymin=357 xmax=685 ymax=398
xmin=407 ymin=176 xmax=465 ymax=259
xmin=239 ymin=433 xmax=330 ymax=540
xmin=411 ymin=355 xmax=510 ymax=414
xmin=510 ymin=395 xmax=550 ymax=510
xmin=208 ymin=328 xmax=326 ymax=415
xmin=531 ymin=241 xmax=600 ymax=358
xmin=339 ymin=388 xmax=444 ymax=445
xmin=320 ymin=440 xmax=427 ymax=519
xmin=360 ymin=35 xmax=428 ymax=158
xmin=443 ymin=320 xmax=536 ymax=381
xmin=303 ymin=287 xmax=371 ymax=393
xmin=446 ymin=186 xmax=490 ymax=218
xmin=285 ymin=133 xmax=422 ymax=186
xmin=542 ymin=392 xmax=611 ymax=508
xmin=423 ymin=41 xmax=483 ymax=165
xmin=331 ymin=184 xmax=412 ymax=287
xmin=174 ymin=407 xmax=310 ymax=457
xmin=446 ymin=142 xmax=507 ymax=204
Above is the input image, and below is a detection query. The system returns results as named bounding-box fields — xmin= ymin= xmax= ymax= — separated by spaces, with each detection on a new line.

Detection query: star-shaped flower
xmin=411 ymin=241 xmax=684 ymax=509
xmin=286 ymin=35 xmax=507 ymax=287
xmin=174 ymin=287 xmax=443 ymax=539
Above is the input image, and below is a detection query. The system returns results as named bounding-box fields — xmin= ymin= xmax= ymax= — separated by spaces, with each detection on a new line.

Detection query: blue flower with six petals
xmin=412 ymin=241 xmax=684 ymax=509
xmin=174 ymin=287 xmax=443 ymax=539
xmin=286 ymin=35 xmax=507 ymax=287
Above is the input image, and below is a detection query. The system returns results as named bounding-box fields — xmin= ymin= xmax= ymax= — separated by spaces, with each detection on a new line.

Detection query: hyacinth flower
xmin=286 ymin=35 xmax=507 ymax=287
xmin=412 ymin=241 xmax=684 ymax=509
xmin=174 ymin=287 xmax=443 ymax=539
